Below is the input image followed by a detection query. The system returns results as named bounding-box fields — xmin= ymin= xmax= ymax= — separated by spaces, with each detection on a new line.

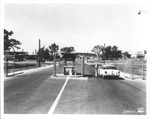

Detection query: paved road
xmin=4 ymin=65 xmax=66 ymax=114
xmin=54 ymin=77 xmax=146 ymax=114
xmin=4 ymin=63 xmax=146 ymax=114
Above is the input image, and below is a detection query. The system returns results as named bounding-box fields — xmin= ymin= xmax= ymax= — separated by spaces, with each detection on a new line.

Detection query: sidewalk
xmin=4 ymin=65 xmax=54 ymax=79
xmin=4 ymin=62 xmax=62 ymax=78
xmin=120 ymin=72 xmax=146 ymax=93
xmin=120 ymin=72 xmax=146 ymax=81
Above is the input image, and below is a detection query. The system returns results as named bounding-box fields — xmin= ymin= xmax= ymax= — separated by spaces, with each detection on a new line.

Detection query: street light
xmin=137 ymin=10 xmax=147 ymax=79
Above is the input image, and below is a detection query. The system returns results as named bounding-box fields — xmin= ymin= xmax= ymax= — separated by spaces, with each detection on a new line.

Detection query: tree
xmin=4 ymin=29 xmax=21 ymax=51
xmin=116 ymin=50 xmax=122 ymax=59
xmin=109 ymin=45 xmax=122 ymax=59
xmin=48 ymin=43 xmax=59 ymax=75
xmin=43 ymin=48 xmax=51 ymax=60
xmin=93 ymin=45 xmax=123 ymax=60
xmin=136 ymin=54 xmax=144 ymax=59
xmin=61 ymin=46 xmax=75 ymax=54
xmin=49 ymin=43 xmax=59 ymax=56
xmin=123 ymin=51 xmax=131 ymax=58
xmin=105 ymin=46 xmax=112 ymax=59
xmin=37 ymin=46 xmax=44 ymax=59
xmin=4 ymin=29 xmax=22 ymax=75
xmin=37 ymin=46 xmax=51 ymax=61
xmin=111 ymin=45 xmax=118 ymax=59
xmin=91 ymin=45 xmax=103 ymax=60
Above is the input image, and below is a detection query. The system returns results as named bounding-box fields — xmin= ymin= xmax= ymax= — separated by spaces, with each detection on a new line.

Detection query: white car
xmin=98 ymin=65 xmax=120 ymax=78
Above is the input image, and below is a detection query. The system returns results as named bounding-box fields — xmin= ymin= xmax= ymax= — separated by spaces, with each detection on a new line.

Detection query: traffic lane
xmin=4 ymin=66 xmax=53 ymax=102
xmin=101 ymin=78 xmax=146 ymax=114
xmin=120 ymin=79 xmax=146 ymax=93
xmin=54 ymin=77 xmax=146 ymax=114
xmin=4 ymin=66 xmax=66 ymax=114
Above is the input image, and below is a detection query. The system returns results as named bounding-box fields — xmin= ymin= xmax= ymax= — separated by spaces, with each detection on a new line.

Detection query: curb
xmin=120 ymin=72 xmax=145 ymax=80
xmin=4 ymin=65 xmax=54 ymax=79
xmin=5 ymin=71 xmax=24 ymax=77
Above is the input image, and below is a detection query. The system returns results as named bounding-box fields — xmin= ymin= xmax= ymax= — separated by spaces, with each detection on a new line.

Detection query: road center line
xmin=48 ymin=76 xmax=70 ymax=114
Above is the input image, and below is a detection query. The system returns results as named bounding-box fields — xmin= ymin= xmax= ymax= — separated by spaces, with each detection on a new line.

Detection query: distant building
xmin=4 ymin=51 xmax=28 ymax=56
xmin=4 ymin=51 xmax=28 ymax=61
xmin=136 ymin=51 xmax=147 ymax=61
xmin=75 ymin=52 xmax=96 ymax=57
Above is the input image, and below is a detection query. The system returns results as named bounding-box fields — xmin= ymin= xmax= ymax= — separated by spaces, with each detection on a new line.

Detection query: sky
xmin=4 ymin=0 xmax=149 ymax=55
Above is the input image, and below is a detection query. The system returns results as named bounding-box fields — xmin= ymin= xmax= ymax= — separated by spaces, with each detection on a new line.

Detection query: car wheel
xmin=102 ymin=75 xmax=105 ymax=79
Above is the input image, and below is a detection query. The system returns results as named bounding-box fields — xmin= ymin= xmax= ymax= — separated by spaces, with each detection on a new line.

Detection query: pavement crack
xmin=74 ymin=103 xmax=87 ymax=113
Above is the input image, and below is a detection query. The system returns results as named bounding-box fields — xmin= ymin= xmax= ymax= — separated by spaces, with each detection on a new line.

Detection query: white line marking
xmin=70 ymin=77 xmax=88 ymax=80
xmin=48 ymin=76 xmax=70 ymax=114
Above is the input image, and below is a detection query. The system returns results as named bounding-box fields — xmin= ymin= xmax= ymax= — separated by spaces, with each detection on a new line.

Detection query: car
xmin=97 ymin=64 xmax=120 ymax=78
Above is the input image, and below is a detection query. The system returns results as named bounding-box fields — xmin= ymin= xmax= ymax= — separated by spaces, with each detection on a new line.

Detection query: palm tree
xmin=49 ymin=43 xmax=59 ymax=76
xmin=4 ymin=29 xmax=21 ymax=52
xmin=61 ymin=46 xmax=75 ymax=54
xmin=4 ymin=29 xmax=21 ymax=75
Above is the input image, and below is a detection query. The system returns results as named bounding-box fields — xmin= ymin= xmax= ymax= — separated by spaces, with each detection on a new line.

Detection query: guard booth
xmin=61 ymin=53 xmax=77 ymax=75
xmin=63 ymin=66 xmax=75 ymax=75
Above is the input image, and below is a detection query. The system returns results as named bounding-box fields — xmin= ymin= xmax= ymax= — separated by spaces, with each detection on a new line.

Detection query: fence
xmin=115 ymin=59 xmax=146 ymax=80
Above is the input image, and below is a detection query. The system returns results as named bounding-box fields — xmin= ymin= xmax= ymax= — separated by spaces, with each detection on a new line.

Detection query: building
xmin=4 ymin=51 xmax=28 ymax=61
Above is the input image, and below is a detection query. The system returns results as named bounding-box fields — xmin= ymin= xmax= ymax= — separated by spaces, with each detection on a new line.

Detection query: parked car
xmin=97 ymin=65 xmax=120 ymax=78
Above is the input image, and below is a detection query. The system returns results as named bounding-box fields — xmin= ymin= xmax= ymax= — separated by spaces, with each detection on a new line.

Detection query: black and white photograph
xmin=1 ymin=0 xmax=150 ymax=119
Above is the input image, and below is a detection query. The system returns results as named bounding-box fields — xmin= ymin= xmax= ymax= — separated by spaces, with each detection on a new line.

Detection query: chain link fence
xmin=115 ymin=58 xmax=146 ymax=80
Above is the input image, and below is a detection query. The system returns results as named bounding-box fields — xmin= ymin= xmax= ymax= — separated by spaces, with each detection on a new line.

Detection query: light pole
xmin=38 ymin=39 xmax=41 ymax=67
xmin=103 ymin=43 xmax=106 ymax=65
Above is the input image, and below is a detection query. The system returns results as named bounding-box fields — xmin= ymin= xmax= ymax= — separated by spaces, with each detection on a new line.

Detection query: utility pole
xmin=82 ymin=56 xmax=85 ymax=77
xmin=38 ymin=39 xmax=41 ymax=67
xmin=103 ymin=43 xmax=106 ymax=65
xmin=22 ymin=49 xmax=24 ymax=61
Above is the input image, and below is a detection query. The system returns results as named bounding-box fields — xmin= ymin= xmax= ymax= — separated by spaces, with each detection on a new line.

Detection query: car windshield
xmin=103 ymin=66 xmax=116 ymax=69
